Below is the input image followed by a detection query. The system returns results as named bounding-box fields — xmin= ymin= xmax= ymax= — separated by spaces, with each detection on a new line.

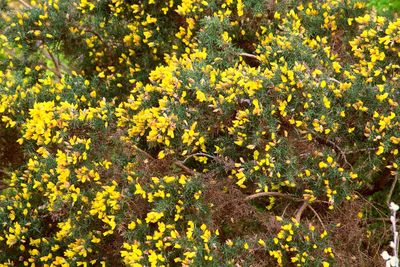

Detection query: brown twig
xmin=239 ymin=52 xmax=259 ymax=60
xmin=281 ymin=203 xmax=291 ymax=218
xmin=18 ymin=0 xmax=31 ymax=8
xmin=215 ymin=190 xmax=328 ymax=228
xmin=174 ymin=161 xmax=198 ymax=176
xmin=44 ymin=46 xmax=62 ymax=78
xmin=328 ymin=77 xmax=341 ymax=84
xmin=327 ymin=139 xmax=352 ymax=168
xmin=295 ymin=202 xmax=308 ymax=222
xmin=81 ymin=27 xmax=106 ymax=45
xmin=130 ymin=145 xmax=201 ymax=176
xmin=246 ymin=192 xmax=328 ymax=227
xmin=314 ymin=135 xmax=352 ymax=169
xmin=36 ymin=41 xmax=72 ymax=77
xmin=355 ymin=192 xmax=387 ymax=218
xmin=307 ymin=203 xmax=326 ymax=229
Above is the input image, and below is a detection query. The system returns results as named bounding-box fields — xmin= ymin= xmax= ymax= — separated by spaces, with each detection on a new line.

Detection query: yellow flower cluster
xmin=0 ymin=0 xmax=399 ymax=266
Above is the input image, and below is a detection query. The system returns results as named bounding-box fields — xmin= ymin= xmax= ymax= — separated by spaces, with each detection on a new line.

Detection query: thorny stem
xmin=36 ymin=41 xmax=72 ymax=77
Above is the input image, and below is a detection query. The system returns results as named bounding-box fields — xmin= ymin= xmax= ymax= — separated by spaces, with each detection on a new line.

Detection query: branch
xmin=44 ymin=46 xmax=62 ymax=78
xmin=277 ymin=116 xmax=351 ymax=168
xmin=307 ymin=203 xmax=326 ymax=229
xmin=238 ymin=52 xmax=259 ymax=60
xmin=81 ymin=27 xmax=106 ymax=45
xmin=37 ymin=41 xmax=72 ymax=77
xmin=281 ymin=203 xmax=291 ymax=218
xmin=131 ymin=146 xmax=199 ymax=176
xmin=285 ymin=198 xmax=326 ymax=228
xmin=326 ymin=138 xmax=352 ymax=168
xmin=295 ymin=202 xmax=308 ymax=222
xmin=174 ymin=161 xmax=199 ymax=176
xmin=314 ymin=135 xmax=352 ymax=169
xmin=18 ymin=0 xmax=31 ymax=8
xmin=131 ymin=145 xmax=155 ymax=160
xmin=214 ymin=190 xmax=328 ymax=229
xmin=328 ymin=77 xmax=341 ymax=84
xmin=367 ymin=217 xmax=400 ymax=223
xmin=355 ymin=192 xmax=387 ymax=218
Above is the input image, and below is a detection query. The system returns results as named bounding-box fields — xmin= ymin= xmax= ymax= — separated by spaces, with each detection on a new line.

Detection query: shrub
xmin=0 ymin=0 xmax=399 ymax=266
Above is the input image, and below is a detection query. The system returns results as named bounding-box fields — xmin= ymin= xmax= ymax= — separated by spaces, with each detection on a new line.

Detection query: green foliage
xmin=369 ymin=0 xmax=400 ymax=12
xmin=0 ymin=0 xmax=399 ymax=266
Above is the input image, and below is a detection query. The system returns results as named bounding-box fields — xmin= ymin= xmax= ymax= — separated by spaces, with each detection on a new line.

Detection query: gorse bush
xmin=0 ymin=0 xmax=399 ymax=266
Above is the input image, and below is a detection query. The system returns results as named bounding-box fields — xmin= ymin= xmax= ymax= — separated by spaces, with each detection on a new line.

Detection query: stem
xmin=44 ymin=46 xmax=62 ymax=78
xmin=131 ymin=145 xmax=155 ymax=160
xmin=295 ymin=202 xmax=308 ymax=222
xmin=174 ymin=161 xmax=198 ymax=176
xmin=18 ymin=0 xmax=31 ymax=8
xmin=307 ymin=203 xmax=326 ymax=230
xmin=328 ymin=77 xmax=341 ymax=84
xmin=314 ymin=135 xmax=352 ymax=169
xmin=238 ymin=52 xmax=259 ymax=60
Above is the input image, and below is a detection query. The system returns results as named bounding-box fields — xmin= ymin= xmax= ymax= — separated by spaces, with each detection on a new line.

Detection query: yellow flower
xmin=323 ymin=96 xmax=331 ymax=109
xmin=319 ymin=161 xmax=328 ymax=169
xmin=145 ymin=211 xmax=164 ymax=223
xmin=376 ymin=146 xmax=384 ymax=155
xmin=196 ymin=90 xmax=207 ymax=102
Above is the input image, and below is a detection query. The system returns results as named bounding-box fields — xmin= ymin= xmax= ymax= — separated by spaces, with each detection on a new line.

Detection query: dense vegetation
xmin=0 ymin=0 xmax=399 ymax=266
